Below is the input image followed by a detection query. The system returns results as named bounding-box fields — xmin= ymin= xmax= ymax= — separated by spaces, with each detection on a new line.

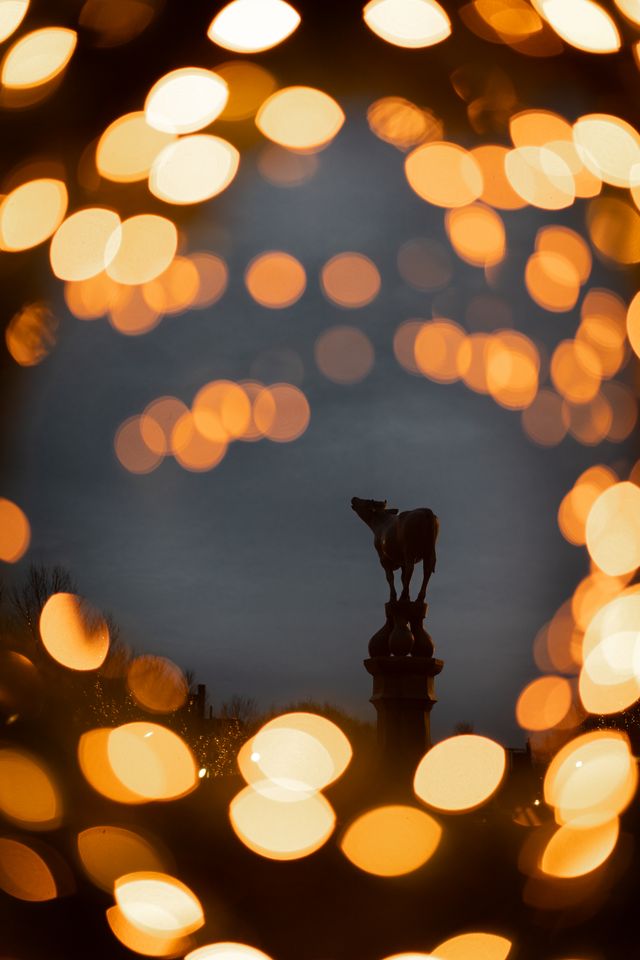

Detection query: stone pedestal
xmin=365 ymin=655 xmax=443 ymax=779
xmin=364 ymin=598 xmax=443 ymax=783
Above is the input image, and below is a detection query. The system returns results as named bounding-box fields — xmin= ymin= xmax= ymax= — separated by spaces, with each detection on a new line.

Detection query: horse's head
xmin=351 ymin=497 xmax=396 ymax=524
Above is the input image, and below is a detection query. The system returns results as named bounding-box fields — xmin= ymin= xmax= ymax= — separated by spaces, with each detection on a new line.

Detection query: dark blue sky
xmin=3 ymin=104 xmax=635 ymax=745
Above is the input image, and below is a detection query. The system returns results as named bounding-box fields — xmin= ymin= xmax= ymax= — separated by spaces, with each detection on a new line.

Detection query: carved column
xmin=364 ymin=599 xmax=443 ymax=780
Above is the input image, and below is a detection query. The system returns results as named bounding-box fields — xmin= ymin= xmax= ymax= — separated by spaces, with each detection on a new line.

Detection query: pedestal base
xmin=364 ymin=655 xmax=444 ymax=783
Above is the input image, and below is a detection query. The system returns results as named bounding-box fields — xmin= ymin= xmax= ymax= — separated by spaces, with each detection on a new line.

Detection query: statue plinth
xmin=365 ymin=655 xmax=443 ymax=779
xmin=365 ymin=598 xmax=443 ymax=783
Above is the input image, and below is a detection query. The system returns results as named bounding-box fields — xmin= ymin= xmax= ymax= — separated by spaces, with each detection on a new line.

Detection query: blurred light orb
xmin=192 ymin=380 xmax=251 ymax=441
xmin=1 ymin=26 xmax=77 ymax=88
xmin=258 ymin=143 xmax=319 ymax=187
xmin=320 ymin=252 xmax=381 ymax=308
xmin=40 ymin=592 xmax=109 ymax=671
xmin=0 ymin=838 xmax=57 ymax=901
xmin=616 ymin=0 xmax=640 ymax=23
xmin=587 ymin=196 xmax=640 ymax=264
xmin=78 ymin=826 xmax=168 ymax=892
xmin=239 ymin=712 xmax=352 ymax=792
xmin=586 ymin=481 xmax=640 ymax=576
xmin=115 ymin=871 xmax=204 ymax=937
xmin=516 ymin=676 xmax=572 ymax=731
xmin=432 ymin=932 xmax=512 ymax=960
xmin=398 ymin=237 xmax=452 ymax=291
xmin=0 ymin=1 xmax=29 ymax=43
xmin=525 ymin=251 xmax=580 ymax=313
xmin=143 ymin=257 xmax=200 ymax=315
xmin=106 ymin=214 xmax=177 ymax=286
xmin=340 ymin=804 xmax=441 ymax=876
xmin=229 ymin=784 xmax=335 ymax=859
xmin=471 ymin=144 xmax=526 ymax=210
xmin=97 ymin=111 xmax=176 ymax=183
xmin=245 ymin=252 xmax=306 ymax=308
xmin=108 ymin=722 xmax=198 ymax=801
xmin=50 ymin=207 xmax=121 ymax=281
xmin=533 ymin=0 xmax=621 ymax=53
xmin=116 ymin=415 xmax=164 ymax=473
xmin=579 ymin=587 xmax=640 ymax=714
xmin=110 ymin=288 xmax=162 ymax=337
xmin=456 ymin=332 xmax=492 ymax=394
xmin=187 ymin=944 xmax=273 ymax=960
xmin=78 ymin=728 xmax=148 ymax=804
xmin=238 ymin=727 xmax=335 ymax=795
xmin=0 ymin=178 xmax=67 ymax=251
xmin=367 ymin=96 xmax=442 ymax=150
xmin=0 ymin=748 xmax=61 ymax=828
xmin=107 ymin=904 xmax=193 ymax=958
xmin=256 ymin=86 xmax=344 ymax=152
xmin=573 ymin=114 xmax=640 ymax=187
xmin=127 ymin=655 xmax=188 ymax=713
xmin=550 ymin=339 xmax=601 ymax=404
xmin=627 ymin=290 xmax=640 ymax=359
xmin=536 ymin=225 xmax=592 ymax=284
xmin=603 ymin=381 xmax=638 ymax=442
xmin=521 ymin=388 xmax=569 ymax=446
xmin=510 ymin=108 xmax=572 ymax=148
xmin=315 ymin=327 xmax=374 ymax=384
xmin=190 ymin=253 xmax=228 ymax=307
xmin=207 ymin=0 xmax=300 ymax=53
xmin=141 ymin=397 xmax=188 ymax=456
xmin=405 ymin=142 xmax=483 ymax=207
xmin=171 ymin=412 xmax=228 ymax=472
xmin=363 ymin=0 xmax=451 ymax=48
xmin=544 ymin=730 xmax=637 ymax=827
xmin=445 ymin=203 xmax=506 ymax=267
xmin=217 ymin=61 xmax=277 ymax=120
xmin=253 ymin=384 xmax=310 ymax=442
xmin=541 ymin=818 xmax=619 ymax=878
xmin=150 ymin=135 xmax=239 ymax=204
xmin=394 ymin=320 xmax=428 ymax=375
xmin=0 ymin=497 xmax=30 ymax=561
xmin=414 ymin=319 xmax=466 ymax=384
xmin=414 ymin=734 xmax=506 ymax=811
xmin=504 ymin=146 xmax=575 ymax=209
xmin=64 ymin=272 xmax=123 ymax=319
xmin=145 ymin=67 xmax=229 ymax=134
xmin=558 ymin=465 xmax=617 ymax=547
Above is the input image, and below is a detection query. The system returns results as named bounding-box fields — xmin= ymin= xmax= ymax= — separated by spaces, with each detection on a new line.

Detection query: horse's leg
xmin=417 ymin=559 xmax=432 ymax=603
xmin=400 ymin=562 xmax=413 ymax=601
xmin=383 ymin=563 xmax=397 ymax=601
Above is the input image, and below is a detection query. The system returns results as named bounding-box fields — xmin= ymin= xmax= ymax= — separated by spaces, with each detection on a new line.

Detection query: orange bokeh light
xmin=253 ymin=384 xmax=310 ymax=442
xmin=0 ymin=838 xmax=57 ymax=901
xmin=340 ymin=804 xmax=441 ymax=877
xmin=414 ymin=734 xmax=506 ymax=812
xmin=40 ymin=592 xmax=109 ymax=671
xmin=315 ymin=326 xmax=374 ymax=383
xmin=127 ymin=655 xmax=188 ymax=713
xmin=414 ymin=319 xmax=465 ymax=383
xmin=245 ymin=251 xmax=306 ymax=308
xmin=516 ymin=676 xmax=573 ymax=731
xmin=116 ymin=415 xmax=164 ymax=473
xmin=320 ymin=252 xmax=381 ymax=308
xmin=405 ymin=141 xmax=483 ymax=208
xmin=586 ymin=481 xmax=640 ymax=577
xmin=0 ymin=497 xmax=30 ymax=562
xmin=256 ymin=86 xmax=344 ymax=152
xmin=0 ymin=748 xmax=61 ymax=828
xmin=445 ymin=203 xmax=506 ymax=267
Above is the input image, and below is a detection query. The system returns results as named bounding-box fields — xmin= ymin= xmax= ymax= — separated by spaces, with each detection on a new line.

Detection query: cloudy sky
xmin=3 ymin=105 xmax=635 ymax=745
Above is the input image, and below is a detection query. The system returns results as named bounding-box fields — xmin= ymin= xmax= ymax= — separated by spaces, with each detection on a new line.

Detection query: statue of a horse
xmin=351 ymin=497 xmax=439 ymax=603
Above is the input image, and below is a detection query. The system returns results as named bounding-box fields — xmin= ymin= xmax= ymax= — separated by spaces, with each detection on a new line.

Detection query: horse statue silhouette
xmin=351 ymin=497 xmax=439 ymax=603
